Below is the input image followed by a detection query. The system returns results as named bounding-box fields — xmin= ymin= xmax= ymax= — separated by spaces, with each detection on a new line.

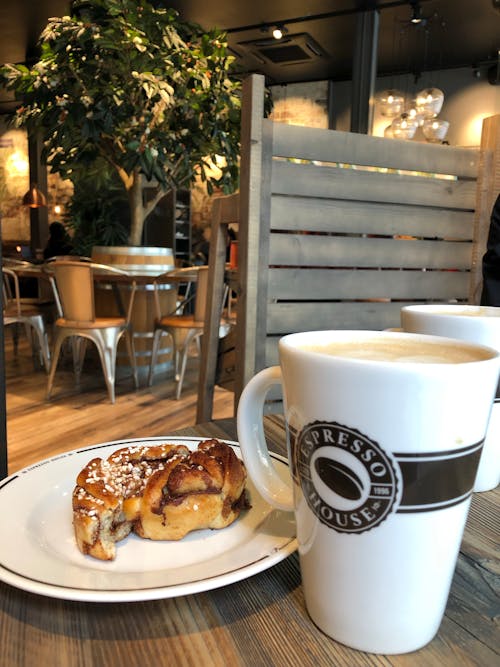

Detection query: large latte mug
xmin=401 ymin=304 xmax=500 ymax=492
xmin=237 ymin=330 xmax=500 ymax=654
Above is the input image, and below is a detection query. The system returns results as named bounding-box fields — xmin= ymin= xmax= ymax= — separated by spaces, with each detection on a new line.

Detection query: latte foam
xmin=300 ymin=337 xmax=491 ymax=364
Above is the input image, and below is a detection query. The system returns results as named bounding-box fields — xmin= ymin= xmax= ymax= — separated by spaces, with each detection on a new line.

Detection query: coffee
xmin=300 ymin=337 xmax=491 ymax=364
xmin=419 ymin=306 xmax=500 ymax=318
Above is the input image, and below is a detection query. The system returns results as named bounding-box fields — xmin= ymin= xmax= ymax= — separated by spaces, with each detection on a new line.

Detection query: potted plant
xmin=0 ymin=0 xmax=242 ymax=246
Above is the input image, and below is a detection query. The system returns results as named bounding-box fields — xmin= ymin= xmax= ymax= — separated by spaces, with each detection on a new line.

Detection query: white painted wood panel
xmin=271 ymin=160 xmax=477 ymax=210
xmin=269 ymin=120 xmax=480 ymax=178
xmin=266 ymin=301 xmax=451 ymax=334
xmin=270 ymin=196 xmax=474 ymax=240
xmin=268 ymin=234 xmax=473 ymax=269
xmin=267 ymin=268 xmax=470 ymax=300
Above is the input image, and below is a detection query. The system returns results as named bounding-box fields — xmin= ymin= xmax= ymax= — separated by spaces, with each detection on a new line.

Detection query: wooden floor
xmin=2 ymin=332 xmax=234 ymax=475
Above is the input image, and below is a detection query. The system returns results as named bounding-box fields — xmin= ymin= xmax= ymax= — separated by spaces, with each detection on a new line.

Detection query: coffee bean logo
xmin=314 ymin=457 xmax=363 ymax=501
xmin=296 ymin=421 xmax=399 ymax=534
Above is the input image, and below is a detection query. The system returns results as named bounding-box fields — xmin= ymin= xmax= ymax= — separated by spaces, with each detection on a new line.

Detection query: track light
xmin=410 ymin=1 xmax=423 ymax=24
xmin=272 ymin=25 xmax=287 ymax=40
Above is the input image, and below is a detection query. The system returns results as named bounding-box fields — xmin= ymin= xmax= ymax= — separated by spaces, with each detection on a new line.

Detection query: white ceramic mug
xmin=237 ymin=330 xmax=500 ymax=654
xmin=401 ymin=304 xmax=500 ymax=492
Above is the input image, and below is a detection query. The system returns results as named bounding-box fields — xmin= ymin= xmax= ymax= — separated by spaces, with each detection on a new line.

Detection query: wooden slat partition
xmin=270 ymin=121 xmax=480 ymax=177
xmin=197 ymin=73 xmax=500 ymax=421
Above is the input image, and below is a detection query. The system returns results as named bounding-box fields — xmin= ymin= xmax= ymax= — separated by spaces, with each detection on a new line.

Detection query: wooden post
xmin=350 ymin=9 xmax=379 ymax=134
xmin=27 ymin=132 xmax=49 ymax=258
xmin=234 ymin=73 xmax=270 ymax=411
xmin=0 ymin=217 xmax=8 ymax=480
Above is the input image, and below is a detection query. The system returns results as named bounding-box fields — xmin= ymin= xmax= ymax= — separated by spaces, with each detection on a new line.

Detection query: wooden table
xmin=0 ymin=416 xmax=498 ymax=667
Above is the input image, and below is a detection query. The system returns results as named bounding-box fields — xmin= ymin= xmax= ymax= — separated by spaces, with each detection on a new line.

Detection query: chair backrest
xmin=2 ymin=258 xmax=34 ymax=268
xmin=50 ymin=261 xmax=96 ymax=322
xmin=48 ymin=260 xmax=137 ymax=323
xmin=152 ymin=265 xmax=210 ymax=322
xmin=197 ymin=75 xmax=500 ymax=419
xmin=45 ymin=255 xmax=93 ymax=263
xmin=2 ymin=267 xmax=21 ymax=316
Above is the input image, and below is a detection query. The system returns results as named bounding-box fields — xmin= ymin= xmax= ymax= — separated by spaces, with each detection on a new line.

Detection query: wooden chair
xmin=197 ymin=73 xmax=500 ymax=421
xmin=46 ymin=261 xmax=138 ymax=404
xmin=149 ymin=265 xmax=231 ymax=399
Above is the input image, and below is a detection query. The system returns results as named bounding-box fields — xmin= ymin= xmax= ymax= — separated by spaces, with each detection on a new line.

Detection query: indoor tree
xmin=0 ymin=0 xmax=242 ymax=245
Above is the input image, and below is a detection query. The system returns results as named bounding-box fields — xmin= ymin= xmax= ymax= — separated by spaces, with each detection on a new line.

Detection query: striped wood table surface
xmin=0 ymin=416 xmax=498 ymax=667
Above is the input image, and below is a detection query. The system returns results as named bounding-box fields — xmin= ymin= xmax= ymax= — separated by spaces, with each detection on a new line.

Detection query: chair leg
xmin=175 ymin=329 xmax=198 ymax=400
xmin=168 ymin=328 xmax=186 ymax=385
xmin=27 ymin=315 xmax=51 ymax=373
xmin=93 ymin=329 xmax=121 ymax=404
xmin=124 ymin=329 xmax=139 ymax=389
xmin=46 ymin=331 xmax=66 ymax=399
xmin=23 ymin=323 xmax=38 ymax=370
xmin=72 ymin=337 xmax=87 ymax=383
xmin=148 ymin=329 xmax=164 ymax=387
xmin=12 ymin=323 xmax=20 ymax=358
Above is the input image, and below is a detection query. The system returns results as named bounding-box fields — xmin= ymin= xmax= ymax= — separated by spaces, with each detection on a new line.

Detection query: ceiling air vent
xmin=237 ymin=33 xmax=328 ymax=67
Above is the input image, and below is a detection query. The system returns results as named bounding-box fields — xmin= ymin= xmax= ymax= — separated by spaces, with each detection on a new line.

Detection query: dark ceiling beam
xmin=351 ymin=8 xmax=380 ymax=134
xmin=27 ymin=133 xmax=49 ymax=257
xmin=225 ymin=1 xmax=424 ymax=34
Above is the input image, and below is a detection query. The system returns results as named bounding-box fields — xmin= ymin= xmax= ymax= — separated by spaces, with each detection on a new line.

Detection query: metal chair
xmin=148 ymin=266 xmax=230 ymax=399
xmin=2 ymin=266 xmax=51 ymax=372
xmin=46 ymin=261 xmax=138 ymax=403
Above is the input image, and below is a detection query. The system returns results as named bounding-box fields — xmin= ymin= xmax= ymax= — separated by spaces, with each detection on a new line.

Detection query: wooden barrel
xmin=91 ymin=245 xmax=175 ymax=277
xmin=91 ymin=246 xmax=176 ymax=371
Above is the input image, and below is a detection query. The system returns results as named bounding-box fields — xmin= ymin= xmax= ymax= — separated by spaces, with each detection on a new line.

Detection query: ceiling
xmin=0 ymin=0 xmax=499 ymax=112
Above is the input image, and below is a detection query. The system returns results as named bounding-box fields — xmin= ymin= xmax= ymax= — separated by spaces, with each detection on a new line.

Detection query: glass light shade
xmin=415 ymin=88 xmax=444 ymax=118
xmin=377 ymin=90 xmax=405 ymax=118
xmin=422 ymin=118 xmax=450 ymax=143
xmin=391 ymin=113 xmax=419 ymax=140
xmin=406 ymin=106 xmax=425 ymax=126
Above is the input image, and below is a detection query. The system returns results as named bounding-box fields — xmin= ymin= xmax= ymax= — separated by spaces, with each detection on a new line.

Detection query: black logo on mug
xmin=295 ymin=421 xmax=484 ymax=532
xmin=296 ymin=422 xmax=398 ymax=534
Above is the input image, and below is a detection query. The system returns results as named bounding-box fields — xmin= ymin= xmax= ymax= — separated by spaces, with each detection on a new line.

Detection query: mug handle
xmin=237 ymin=366 xmax=294 ymax=511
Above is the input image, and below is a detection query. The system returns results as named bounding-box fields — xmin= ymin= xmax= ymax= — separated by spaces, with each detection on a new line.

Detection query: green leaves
xmin=0 ymin=0 xmax=242 ymax=243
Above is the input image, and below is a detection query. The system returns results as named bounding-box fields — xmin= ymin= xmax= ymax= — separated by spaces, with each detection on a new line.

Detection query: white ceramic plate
xmin=0 ymin=437 xmax=297 ymax=602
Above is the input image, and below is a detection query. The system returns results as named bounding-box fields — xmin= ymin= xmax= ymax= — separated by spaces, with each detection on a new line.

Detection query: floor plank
xmin=3 ymin=333 xmax=234 ymax=474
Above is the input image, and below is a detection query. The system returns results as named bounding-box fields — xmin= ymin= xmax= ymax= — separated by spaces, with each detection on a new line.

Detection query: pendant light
xmin=377 ymin=90 xmax=405 ymax=118
xmin=22 ymin=183 xmax=47 ymax=208
xmin=406 ymin=105 xmax=425 ymax=127
xmin=390 ymin=113 xmax=419 ymax=140
xmin=415 ymin=87 xmax=444 ymax=118
xmin=422 ymin=118 xmax=449 ymax=143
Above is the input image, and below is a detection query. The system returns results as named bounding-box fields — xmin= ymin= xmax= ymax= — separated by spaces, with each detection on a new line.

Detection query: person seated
xmin=481 ymin=194 xmax=500 ymax=306
xmin=43 ymin=222 xmax=74 ymax=260
xmin=191 ymin=223 xmax=211 ymax=265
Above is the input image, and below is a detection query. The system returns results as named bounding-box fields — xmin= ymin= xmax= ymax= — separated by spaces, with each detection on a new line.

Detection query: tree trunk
xmin=128 ymin=170 xmax=145 ymax=246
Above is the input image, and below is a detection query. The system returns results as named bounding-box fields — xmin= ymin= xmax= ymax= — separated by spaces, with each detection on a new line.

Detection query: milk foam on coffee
xmin=423 ymin=307 xmax=500 ymax=318
xmin=301 ymin=337 xmax=490 ymax=364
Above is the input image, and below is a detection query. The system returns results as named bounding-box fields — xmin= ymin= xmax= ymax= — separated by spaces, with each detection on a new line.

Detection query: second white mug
xmin=401 ymin=304 xmax=500 ymax=492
